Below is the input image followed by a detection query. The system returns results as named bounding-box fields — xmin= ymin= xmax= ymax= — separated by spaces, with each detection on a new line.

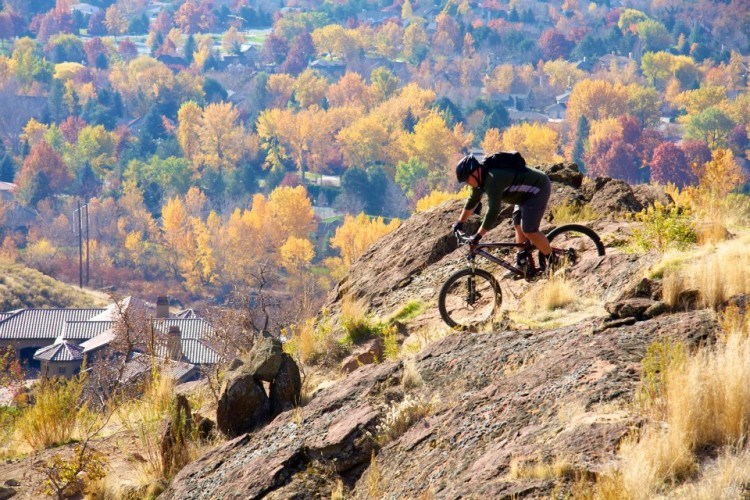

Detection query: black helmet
xmin=456 ymin=154 xmax=480 ymax=183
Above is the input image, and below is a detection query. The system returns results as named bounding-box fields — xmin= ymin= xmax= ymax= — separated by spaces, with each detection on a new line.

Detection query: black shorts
xmin=511 ymin=176 xmax=551 ymax=233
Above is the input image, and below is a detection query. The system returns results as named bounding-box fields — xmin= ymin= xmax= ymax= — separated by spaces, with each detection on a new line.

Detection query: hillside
xmin=0 ymin=262 xmax=108 ymax=310
xmin=161 ymin=169 xmax=736 ymax=498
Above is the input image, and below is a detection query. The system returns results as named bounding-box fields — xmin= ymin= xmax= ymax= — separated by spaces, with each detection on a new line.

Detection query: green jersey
xmin=464 ymin=166 xmax=549 ymax=231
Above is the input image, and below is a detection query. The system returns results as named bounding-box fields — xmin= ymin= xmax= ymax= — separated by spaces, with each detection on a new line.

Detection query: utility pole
xmin=77 ymin=199 xmax=83 ymax=288
xmin=85 ymin=204 xmax=90 ymax=285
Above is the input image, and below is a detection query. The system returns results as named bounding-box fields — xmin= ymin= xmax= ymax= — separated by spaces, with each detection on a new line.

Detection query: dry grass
xmin=522 ymin=274 xmax=577 ymax=313
xmin=117 ymin=373 xmax=176 ymax=484
xmin=507 ymin=456 xmax=575 ymax=480
xmin=599 ymin=320 xmax=750 ymax=498
xmin=661 ymin=236 xmax=750 ymax=309
xmin=365 ymin=451 xmax=380 ymax=498
xmin=550 ymin=202 xmax=600 ymax=224
xmin=666 ymin=448 xmax=750 ymax=499
xmin=15 ymin=374 xmax=92 ymax=451
xmin=401 ymin=326 xmax=453 ymax=357
xmin=375 ymin=395 xmax=435 ymax=445
xmin=401 ymin=357 xmax=423 ymax=389
xmin=511 ymin=276 xmax=605 ymax=329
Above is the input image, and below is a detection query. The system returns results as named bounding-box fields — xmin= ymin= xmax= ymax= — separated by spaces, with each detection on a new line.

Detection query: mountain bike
xmin=438 ymin=224 xmax=606 ymax=329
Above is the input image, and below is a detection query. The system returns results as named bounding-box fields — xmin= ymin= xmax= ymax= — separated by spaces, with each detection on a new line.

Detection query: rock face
xmin=163 ymin=311 xmax=719 ymax=499
xmin=216 ymin=332 xmax=301 ymax=437
xmin=269 ymin=353 xmax=302 ymax=418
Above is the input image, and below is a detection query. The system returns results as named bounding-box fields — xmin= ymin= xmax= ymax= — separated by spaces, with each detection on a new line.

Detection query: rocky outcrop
xmin=161 ymin=394 xmax=193 ymax=478
xmin=269 ymin=353 xmax=302 ymax=418
xmin=163 ymin=311 xmax=720 ymax=499
xmin=340 ymin=337 xmax=384 ymax=373
xmin=216 ymin=332 xmax=301 ymax=437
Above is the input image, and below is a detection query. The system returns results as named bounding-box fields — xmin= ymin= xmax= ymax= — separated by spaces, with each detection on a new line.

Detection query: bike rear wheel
xmin=438 ymin=268 xmax=502 ymax=329
xmin=538 ymin=223 xmax=605 ymax=272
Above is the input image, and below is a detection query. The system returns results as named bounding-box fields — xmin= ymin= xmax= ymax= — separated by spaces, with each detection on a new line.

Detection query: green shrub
xmin=631 ymin=202 xmax=696 ymax=252
xmin=16 ymin=372 xmax=90 ymax=450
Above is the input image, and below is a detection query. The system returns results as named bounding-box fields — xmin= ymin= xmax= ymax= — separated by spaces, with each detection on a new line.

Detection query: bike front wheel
xmin=438 ymin=268 xmax=502 ymax=329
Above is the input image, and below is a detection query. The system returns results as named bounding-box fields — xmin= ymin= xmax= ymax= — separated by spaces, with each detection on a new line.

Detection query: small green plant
xmin=631 ymin=202 xmax=696 ymax=252
xmin=41 ymin=444 xmax=108 ymax=499
xmin=389 ymin=300 xmax=425 ymax=323
xmin=636 ymin=339 xmax=687 ymax=412
xmin=382 ymin=324 xmax=400 ymax=361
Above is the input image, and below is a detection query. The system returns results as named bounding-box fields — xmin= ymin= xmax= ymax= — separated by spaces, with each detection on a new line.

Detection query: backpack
xmin=483 ymin=151 xmax=526 ymax=171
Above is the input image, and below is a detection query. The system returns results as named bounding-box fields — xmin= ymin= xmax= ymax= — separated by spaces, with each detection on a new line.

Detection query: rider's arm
xmin=479 ymin=171 xmax=509 ymax=233
xmin=459 ymin=187 xmax=482 ymax=223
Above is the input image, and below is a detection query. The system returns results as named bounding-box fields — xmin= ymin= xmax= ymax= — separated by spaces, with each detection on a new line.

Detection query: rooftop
xmin=0 ymin=308 xmax=105 ymax=341
xmin=34 ymin=340 xmax=85 ymax=362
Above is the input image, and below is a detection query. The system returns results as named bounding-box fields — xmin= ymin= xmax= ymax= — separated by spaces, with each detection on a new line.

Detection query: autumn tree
xmin=197 ymin=102 xmax=253 ymax=175
xmin=650 ymin=142 xmax=695 ymax=187
xmin=327 ymin=213 xmax=400 ymax=278
xmin=584 ymin=138 xmax=641 ymax=183
xmin=567 ymin=79 xmax=629 ymax=127
xmin=104 ymin=5 xmax=127 ymax=37
xmin=221 ymin=26 xmax=244 ymax=55
xmin=403 ymin=23 xmax=428 ymax=64
xmin=327 ymin=72 xmax=372 ymax=109
xmin=15 ymin=141 xmax=72 ymax=206
xmin=336 ymin=113 xmax=391 ymax=168
xmin=625 ymin=83 xmax=662 ymax=128
xmin=398 ymin=112 xmax=472 ymax=188
xmin=293 ymin=69 xmax=328 ymax=108
xmin=174 ymin=0 xmax=214 ymax=34
xmin=538 ymin=29 xmax=574 ymax=60
xmin=500 ymin=122 xmax=562 ymax=165
xmin=684 ymin=107 xmax=734 ymax=149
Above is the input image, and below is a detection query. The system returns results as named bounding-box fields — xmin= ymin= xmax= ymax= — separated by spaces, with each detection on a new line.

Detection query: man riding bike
xmin=451 ymin=153 xmax=557 ymax=274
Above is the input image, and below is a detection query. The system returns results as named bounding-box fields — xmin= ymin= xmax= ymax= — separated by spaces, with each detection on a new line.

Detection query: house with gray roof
xmin=35 ymin=339 xmax=85 ymax=378
xmin=0 ymin=296 xmax=219 ymax=380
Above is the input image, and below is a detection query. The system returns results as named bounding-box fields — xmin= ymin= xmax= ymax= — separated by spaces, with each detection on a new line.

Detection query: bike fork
xmin=466 ymin=257 xmax=477 ymax=305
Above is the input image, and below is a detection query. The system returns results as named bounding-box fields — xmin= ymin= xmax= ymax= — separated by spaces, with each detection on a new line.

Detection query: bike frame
xmin=466 ymin=241 xmax=530 ymax=277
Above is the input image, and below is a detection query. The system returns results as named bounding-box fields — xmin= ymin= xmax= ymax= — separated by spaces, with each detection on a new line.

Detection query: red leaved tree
xmin=650 ymin=141 xmax=695 ymax=187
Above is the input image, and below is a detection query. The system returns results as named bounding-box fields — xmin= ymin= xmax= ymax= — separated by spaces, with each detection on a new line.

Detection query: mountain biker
xmin=451 ymin=153 xmax=557 ymax=273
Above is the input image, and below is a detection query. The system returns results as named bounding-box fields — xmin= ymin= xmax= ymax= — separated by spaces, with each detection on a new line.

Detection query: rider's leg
xmin=524 ymin=231 xmax=551 ymax=254
xmin=519 ymin=176 xmax=553 ymax=265
xmin=512 ymin=206 xmax=528 ymax=244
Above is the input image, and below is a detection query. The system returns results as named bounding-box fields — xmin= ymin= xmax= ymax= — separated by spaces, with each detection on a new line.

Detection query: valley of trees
xmin=0 ymin=0 xmax=748 ymax=310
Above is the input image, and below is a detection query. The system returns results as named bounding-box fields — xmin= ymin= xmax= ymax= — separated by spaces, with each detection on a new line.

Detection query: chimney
xmin=167 ymin=325 xmax=183 ymax=361
xmin=156 ymin=296 xmax=170 ymax=318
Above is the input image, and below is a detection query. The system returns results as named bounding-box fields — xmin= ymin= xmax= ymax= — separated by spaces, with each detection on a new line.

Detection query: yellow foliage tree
xmin=280 ymin=236 xmax=315 ymax=272
xmin=566 ymin=79 xmax=629 ymax=127
xmin=177 ymin=101 xmax=203 ymax=165
xmin=415 ymin=188 xmax=468 ymax=212
xmin=542 ymin=59 xmax=585 ymax=93
xmin=329 ymin=213 xmax=400 ymax=273
xmin=293 ymin=69 xmax=329 ymax=109
xmin=500 ymin=122 xmax=562 ymax=165
xmin=672 ymin=86 xmax=727 ymax=116
xmin=481 ymin=128 xmax=504 ymax=155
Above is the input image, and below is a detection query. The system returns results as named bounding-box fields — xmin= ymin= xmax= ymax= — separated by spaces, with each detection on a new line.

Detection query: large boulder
xmin=586 ymin=178 xmax=643 ymax=214
xmin=269 ymin=353 xmax=302 ymax=418
xmin=244 ymin=331 xmax=284 ymax=382
xmin=538 ymin=162 xmax=584 ymax=188
xmin=217 ymin=370 xmax=271 ymax=437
